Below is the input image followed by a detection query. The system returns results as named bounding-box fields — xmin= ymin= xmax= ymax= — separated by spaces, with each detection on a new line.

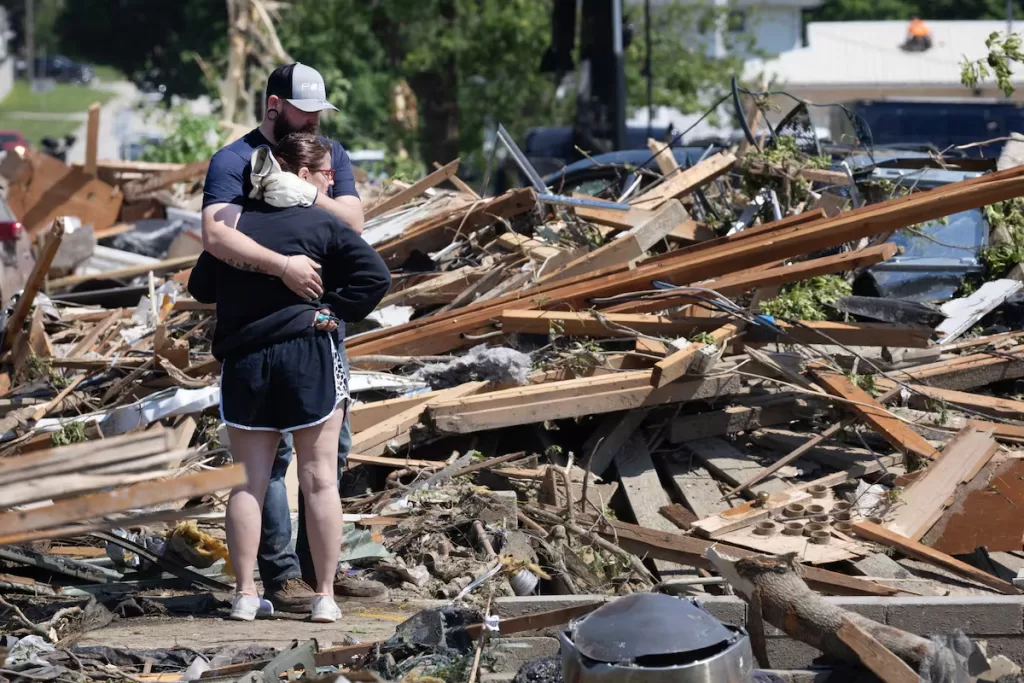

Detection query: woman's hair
xmin=274 ymin=133 xmax=330 ymax=174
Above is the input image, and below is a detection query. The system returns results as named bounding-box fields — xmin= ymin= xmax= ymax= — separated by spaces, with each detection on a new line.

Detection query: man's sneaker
xmin=335 ymin=573 xmax=388 ymax=600
xmin=229 ymin=593 xmax=274 ymax=621
xmin=310 ymin=595 xmax=342 ymax=623
xmin=264 ymin=578 xmax=315 ymax=614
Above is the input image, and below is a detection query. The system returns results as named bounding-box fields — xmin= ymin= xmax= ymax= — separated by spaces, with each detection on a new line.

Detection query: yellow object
xmin=167 ymin=520 xmax=234 ymax=576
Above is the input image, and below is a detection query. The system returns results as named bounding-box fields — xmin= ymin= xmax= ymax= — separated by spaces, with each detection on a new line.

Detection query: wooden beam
xmin=836 ymin=618 xmax=920 ymax=683
xmin=0 ymin=464 xmax=246 ymax=537
xmin=434 ymin=161 xmax=480 ymax=199
xmin=574 ymin=205 xmax=652 ymax=232
xmin=885 ymin=425 xmax=999 ymax=541
xmin=810 ymin=370 xmax=941 ymax=461
xmin=630 ymin=152 xmax=736 ymax=209
xmin=3 ymin=217 xmax=64 ymax=351
xmin=651 ymin=342 xmax=705 ymax=388
xmin=877 ymin=380 xmax=1024 ymax=419
xmin=500 ymin=309 xmax=701 ymax=338
xmin=752 ymin=320 xmax=933 ymax=349
xmin=47 ymin=255 xmax=198 ymax=291
xmin=83 ymin=103 xmax=101 ymax=177
xmin=886 ymin=349 xmax=1024 ymax=392
xmin=122 ymin=158 xmax=211 ymax=201
xmin=647 ymin=137 xmax=680 ymax=175
xmin=582 ymin=409 xmax=648 ymax=477
xmin=851 ymin=521 xmax=1020 ymax=595
xmin=365 ymin=159 xmax=460 ymax=220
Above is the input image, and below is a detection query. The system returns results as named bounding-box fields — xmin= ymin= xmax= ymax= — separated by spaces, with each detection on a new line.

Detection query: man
xmin=202 ymin=62 xmax=386 ymax=614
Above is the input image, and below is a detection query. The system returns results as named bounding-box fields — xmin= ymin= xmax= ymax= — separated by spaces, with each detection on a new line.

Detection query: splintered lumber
xmin=366 ymin=159 xmax=460 ymax=220
xmin=745 ymin=163 xmax=854 ymax=188
xmin=350 ymin=393 xmax=438 ymax=433
xmin=836 ymin=619 xmax=920 ymax=683
xmin=351 ymin=381 xmax=486 ymax=456
xmin=83 ymin=103 xmax=100 ymax=176
xmin=122 ymin=158 xmax=211 ymax=201
xmin=3 ymin=218 xmax=64 ymax=352
xmin=886 ymin=348 xmax=1024 ymax=392
xmin=500 ymin=310 xmax=699 ymax=338
xmin=876 ymin=380 xmax=1024 ymax=419
xmin=651 ymin=342 xmax=704 ymax=388
xmin=426 ymin=373 xmax=741 ymax=433
xmin=375 ymin=188 xmax=536 ymax=268
xmin=348 ymin=166 xmax=1024 ymax=359
xmin=615 ymin=434 xmax=696 ymax=578
xmin=47 ymin=254 xmax=199 ymax=291
xmin=662 ymin=456 xmax=732 ymax=519
xmin=379 ymin=267 xmax=486 ymax=308
xmin=574 ymin=205 xmax=653 ymax=231
xmin=608 ymin=243 xmax=898 ymax=313
xmin=538 ymin=200 xmax=689 ymax=283
xmin=584 ymin=515 xmax=897 ymax=596
xmin=0 ymin=463 xmax=246 ymax=538
xmin=884 ymin=425 xmax=999 ymax=541
xmin=668 ymin=398 xmax=801 ymax=443
xmin=647 ymin=137 xmax=679 ymax=175
xmin=434 ymin=161 xmax=480 ymax=198
xmin=684 ymin=438 xmax=787 ymax=496
xmin=630 ymin=152 xmax=736 ymax=209
xmin=851 ymin=521 xmax=1020 ymax=595
xmin=810 ymin=370 xmax=941 ymax=461
xmin=750 ymin=321 xmax=932 ymax=349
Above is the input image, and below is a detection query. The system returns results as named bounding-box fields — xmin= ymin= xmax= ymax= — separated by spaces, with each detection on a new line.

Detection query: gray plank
xmin=685 ymin=437 xmax=789 ymax=495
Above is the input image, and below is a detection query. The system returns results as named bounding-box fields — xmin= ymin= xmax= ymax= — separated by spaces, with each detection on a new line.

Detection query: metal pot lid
xmin=571 ymin=593 xmax=734 ymax=663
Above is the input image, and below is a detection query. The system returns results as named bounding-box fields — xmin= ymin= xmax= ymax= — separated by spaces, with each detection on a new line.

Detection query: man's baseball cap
xmin=265 ymin=62 xmax=338 ymax=113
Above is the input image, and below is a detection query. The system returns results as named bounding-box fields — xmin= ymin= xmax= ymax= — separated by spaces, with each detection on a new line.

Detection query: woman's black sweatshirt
xmin=188 ymin=202 xmax=390 ymax=361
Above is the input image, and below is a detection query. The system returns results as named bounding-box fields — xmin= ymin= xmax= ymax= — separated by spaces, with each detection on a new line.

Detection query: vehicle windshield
xmin=888 ymin=208 xmax=987 ymax=260
xmin=0 ymin=134 xmax=21 ymax=145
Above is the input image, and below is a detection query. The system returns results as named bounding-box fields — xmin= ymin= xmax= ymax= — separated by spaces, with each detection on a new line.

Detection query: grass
xmin=0 ymin=80 xmax=116 ymax=114
xmin=91 ymin=65 xmax=124 ymax=83
xmin=0 ymin=116 xmax=79 ymax=146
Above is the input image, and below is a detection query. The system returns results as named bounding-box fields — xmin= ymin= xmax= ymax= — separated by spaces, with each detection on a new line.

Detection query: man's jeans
xmin=256 ymin=347 xmax=350 ymax=589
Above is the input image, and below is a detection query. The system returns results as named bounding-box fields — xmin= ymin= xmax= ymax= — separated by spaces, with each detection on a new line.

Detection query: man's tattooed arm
xmin=223 ymin=257 xmax=270 ymax=274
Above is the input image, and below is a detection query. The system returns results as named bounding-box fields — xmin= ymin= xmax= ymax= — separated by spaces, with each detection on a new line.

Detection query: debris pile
xmin=3 ymin=115 xmax=1024 ymax=681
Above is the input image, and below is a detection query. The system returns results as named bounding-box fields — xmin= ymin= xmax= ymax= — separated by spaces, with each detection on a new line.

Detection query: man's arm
xmin=313 ymin=194 xmax=364 ymax=234
xmin=202 ymin=202 xmax=324 ymax=299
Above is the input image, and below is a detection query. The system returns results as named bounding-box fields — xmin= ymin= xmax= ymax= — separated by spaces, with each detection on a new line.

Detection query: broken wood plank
xmin=7 ymin=150 xmax=122 ymax=234
xmin=379 ymin=267 xmax=486 ymax=308
xmin=651 ymin=341 xmax=704 ymax=388
xmin=427 ymin=374 xmax=741 ymax=433
xmin=647 ymin=137 xmax=680 ymax=175
xmin=573 ymin=205 xmax=651 ymax=232
xmin=615 ymin=434 xmax=697 ymax=578
xmin=810 ymin=369 xmax=941 ymax=461
xmin=836 ymin=618 xmax=919 ymax=683
xmin=3 ymin=218 xmax=64 ymax=352
xmin=538 ymin=199 xmax=689 ymax=284
xmin=47 ymin=254 xmax=199 ymax=291
xmin=366 ymin=159 xmax=460 ymax=220
xmin=887 ymin=349 xmax=1024 ymax=392
xmin=122 ymin=158 xmax=211 ymax=201
xmin=851 ymin=521 xmax=1019 ymax=595
xmin=685 ymin=437 xmax=788 ymax=497
xmin=630 ymin=153 xmax=736 ymax=209
xmin=500 ymin=309 xmax=699 ymax=338
xmin=885 ymin=425 xmax=999 ymax=541
xmin=0 ymin=464 xmax=246 ymax=537
xmin=83 ymin=103 xmax=100 ymax=176
xmin=668 ymin=397 xmax=803 ymax=443
xmin=878 ymin=380 xmax=1024 ymax=420
xmin=434 ymin=161 xmax=480 ymax=199
xmin=662 ymin=456 xmax=732 ymax=519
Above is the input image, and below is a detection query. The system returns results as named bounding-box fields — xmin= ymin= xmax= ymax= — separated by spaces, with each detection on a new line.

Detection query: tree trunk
xmin=222 ymin=0 xmax=250 ymax=124
xmin=706 ymin=548 xmax=934 ymax=668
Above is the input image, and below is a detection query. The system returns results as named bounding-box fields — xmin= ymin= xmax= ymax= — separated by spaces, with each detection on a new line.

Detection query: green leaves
xmin=759 ymin=275 xmax=852 ymax=322
xmin=139 ymin=108 xmax=226 ymax=164
xmin=961 ymin=31 xmax=1024 ymax=97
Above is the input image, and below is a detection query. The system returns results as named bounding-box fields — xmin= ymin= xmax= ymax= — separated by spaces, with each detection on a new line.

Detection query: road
xmin=66 ymin=80 xmax=157 ymax=164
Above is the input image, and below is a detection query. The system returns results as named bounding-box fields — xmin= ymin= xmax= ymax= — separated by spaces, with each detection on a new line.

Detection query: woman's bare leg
xmin=225 ymin=428 xmax=283 ymax=595
xmin=291 ymin=404 xmax=345 ymax=596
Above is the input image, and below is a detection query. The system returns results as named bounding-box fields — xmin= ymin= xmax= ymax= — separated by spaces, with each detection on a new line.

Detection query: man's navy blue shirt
xmin=202 ymin=128 xmax=358 ymax=209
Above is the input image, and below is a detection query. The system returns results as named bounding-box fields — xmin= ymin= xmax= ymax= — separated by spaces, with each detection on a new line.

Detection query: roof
xmin=751 ymin=20 xmax=1024 ymax=88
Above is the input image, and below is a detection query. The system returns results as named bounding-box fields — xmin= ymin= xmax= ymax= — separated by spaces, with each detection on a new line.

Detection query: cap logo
xmin=300 ymin=82 xmax=322 ymax=92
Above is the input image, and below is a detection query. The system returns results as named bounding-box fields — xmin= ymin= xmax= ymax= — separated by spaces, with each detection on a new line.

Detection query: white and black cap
xmin=265 ymin=62 xmax=338 ymax=113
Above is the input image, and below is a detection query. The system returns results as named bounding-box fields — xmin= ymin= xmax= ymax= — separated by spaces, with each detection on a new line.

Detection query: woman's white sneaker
xmin=229 ymin=593 xmax=274 ymax=621
xmin=310 ymin=595 xmax=342 ymax=623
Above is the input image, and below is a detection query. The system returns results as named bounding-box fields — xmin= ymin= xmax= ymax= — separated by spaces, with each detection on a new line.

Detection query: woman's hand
xmin=313 ymin=308 xmax=339 ymax=333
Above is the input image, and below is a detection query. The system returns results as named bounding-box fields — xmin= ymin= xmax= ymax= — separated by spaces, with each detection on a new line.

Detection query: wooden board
xmin=365 ymin=159 xmax=460 ymax=220
xmin=922 ymin=457 xmax=1024 ymax=555
xmin=716 ymin=524 xmax=865 ymax=565
xmin=837 ymin=618 xmax=919 ymax=683
xmin=7 ymin=150 xmax=122 ymax=234
xmin=651 ymin=342 xmax=704 ymax=388
xmin=630 ymin=152 xmax=736 ymax=209
xmin=811 ymin=370 xmax=941 ymax=461
xmin=668 ymin=399 xmax=801 ymax=443
xmin=662 ymin=455 xmax=732 ymax=519
xmin=500 ymin=310 xmax=700 ymax=338
xmin=3 ymin=218 xmax=63 ymax=352
xmin=583 ymin=409 xmax=648 ymax=477
xmin=685 ymin=438 xmax=788 ymax=495
xmin=851 ymin=521 xmax=1020 ymax=595
xmin=885 ymin=425 xmax=999 ymax=541
xmin=615 ymin=434 xmax=697 ymax=578
xmin=878 ymin=381 xmax=1024 ymax=420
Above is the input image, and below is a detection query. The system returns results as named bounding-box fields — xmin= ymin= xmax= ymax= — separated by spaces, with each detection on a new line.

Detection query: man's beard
xmin=273 ymin=113 xmax=318 ymax=141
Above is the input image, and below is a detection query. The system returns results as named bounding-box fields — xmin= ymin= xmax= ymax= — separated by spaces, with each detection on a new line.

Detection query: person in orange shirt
xmin=904 ymin=17 xmax=932 ymax=52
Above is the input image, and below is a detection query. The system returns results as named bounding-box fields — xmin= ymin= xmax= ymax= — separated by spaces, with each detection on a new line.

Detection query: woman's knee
xmin=298 ymin=459 xmax=337 ymax=496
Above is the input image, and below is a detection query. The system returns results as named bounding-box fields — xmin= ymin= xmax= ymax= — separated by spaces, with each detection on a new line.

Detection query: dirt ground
xmin=77 ymin=600 xmax=435 ymax=650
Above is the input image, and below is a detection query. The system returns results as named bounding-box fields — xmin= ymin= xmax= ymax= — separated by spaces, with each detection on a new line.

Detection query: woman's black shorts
xmin=219 ymin=332 xmax=348 ymax=432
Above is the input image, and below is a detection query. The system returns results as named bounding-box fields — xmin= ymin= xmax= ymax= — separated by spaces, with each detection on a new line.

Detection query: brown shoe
xmin=335 ymin=573 xmax=388 ymax=600
xmin=264 ymin=578 xmax=314 ymax=614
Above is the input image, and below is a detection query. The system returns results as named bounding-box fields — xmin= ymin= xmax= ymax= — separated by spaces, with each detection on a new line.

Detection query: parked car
xmin=17 ymin=55 xmax=94 ymax=85
xmin=539 ymin=147 xmax=717 ymax=199
xmin=0 ymin=130 xmax=28 ymax=155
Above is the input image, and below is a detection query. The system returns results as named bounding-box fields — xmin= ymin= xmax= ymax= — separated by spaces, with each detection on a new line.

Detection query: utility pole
xmin=24 ymin=0 xmax=33 ymax=88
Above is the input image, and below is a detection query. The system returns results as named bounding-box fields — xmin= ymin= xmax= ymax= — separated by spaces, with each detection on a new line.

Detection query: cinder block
xmin=697 ymin=596 xmax=746 ymax=627
xmin=976 ymin=637 xmax=1024 ymax=666
xmin=487 ymin=637 xmax=560 ymax=673
xmin=885 ymin=596 xmax=1024 ymax=636
xmin=764 ymin=637 xmax=827 ymax=670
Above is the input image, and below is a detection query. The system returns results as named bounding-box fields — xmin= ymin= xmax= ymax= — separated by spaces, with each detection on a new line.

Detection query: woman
xmin=188 ymin=133 xmax=390 ymax=622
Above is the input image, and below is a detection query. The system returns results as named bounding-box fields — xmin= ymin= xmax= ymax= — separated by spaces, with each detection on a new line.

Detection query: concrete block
xmin=976 ymin=637 xmax=1024 ymax=667
xmin=885 ymin=596 xmax=1024 ymax=636
xmin=765 ymin=638 xmax=827 ymax=670
xmin=851 ymin=553 xmax=911 ymax=579
xmin=763 ymin=598 xmax=886 ymax=637
xmin=479 ymin=489 xmax=518 ymax=527
xmin=486 ymin=637 xmax=560 ymax=674
xmin=697 ymin=596 xmax=746 ymax=627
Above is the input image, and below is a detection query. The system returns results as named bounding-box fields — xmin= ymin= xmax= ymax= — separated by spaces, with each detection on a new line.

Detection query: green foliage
xmin=980 ymin=198 xmax=1024 ymax=278
xmin=961 ymin=31 xmax=1024 ymax=97
xmin=845 ymin=372 xmax=876 ymax=393
xmin=744 ymin=135 xmax=830 ymax=171
xmin=759 ymin=275 xmax=852 ymax=322
xmin=139 ymin=108 xmax=226 ymax=164
xmin=690 ymin=331 xmax=717 ymax=345
xmin=0 ymin=81 xmax=116 ymax=114
xmin=51 ymin=421 xmax=88 ymax=447
xmin=26 ymin=355 xmax=68 ymax=390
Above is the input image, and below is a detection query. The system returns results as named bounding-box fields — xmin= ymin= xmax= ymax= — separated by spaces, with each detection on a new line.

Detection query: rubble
xmin=3 ymin=103 xmax=1024 ymax=682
